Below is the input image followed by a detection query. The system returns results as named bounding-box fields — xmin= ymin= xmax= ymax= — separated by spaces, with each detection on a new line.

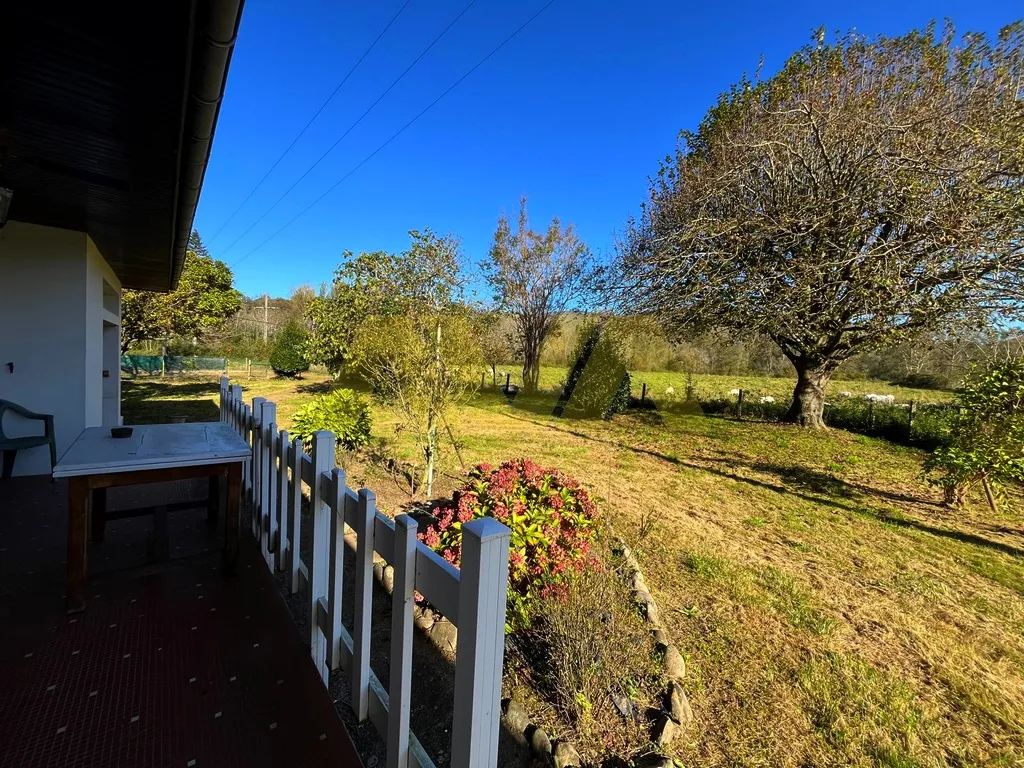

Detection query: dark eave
xmin=0 ymin=0 xmax=244 ymax=291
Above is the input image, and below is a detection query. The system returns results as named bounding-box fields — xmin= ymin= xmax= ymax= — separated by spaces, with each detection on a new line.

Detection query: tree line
xmin=125 ymin=21 xmax=1023 ymax=432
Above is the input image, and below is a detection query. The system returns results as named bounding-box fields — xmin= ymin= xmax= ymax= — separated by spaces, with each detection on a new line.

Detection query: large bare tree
xmin=484 ymin=198 xmax=595 ymax=393
xmin=615 ymin=23 xmax=1024 ymax=426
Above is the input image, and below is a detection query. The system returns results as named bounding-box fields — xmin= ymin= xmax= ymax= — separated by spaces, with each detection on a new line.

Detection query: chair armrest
xmin=0 ymin=400 xmax=54 ymax=423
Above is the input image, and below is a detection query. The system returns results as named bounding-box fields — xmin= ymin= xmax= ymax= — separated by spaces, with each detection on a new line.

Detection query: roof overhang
xmin=0 ymin=0 xmax=244 ymax=291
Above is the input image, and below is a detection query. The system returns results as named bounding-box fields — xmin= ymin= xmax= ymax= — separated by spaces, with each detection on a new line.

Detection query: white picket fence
xmin=218 ymin=377 xmax=511 ymax=768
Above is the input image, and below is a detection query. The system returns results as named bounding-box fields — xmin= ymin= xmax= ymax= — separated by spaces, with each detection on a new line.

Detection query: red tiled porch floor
xmin=0 ymin=476 xmax=363 ymax=768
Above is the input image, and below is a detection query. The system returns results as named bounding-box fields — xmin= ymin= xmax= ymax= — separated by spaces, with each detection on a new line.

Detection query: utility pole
xmin=263 ymin=293 xmax=269 ymax=343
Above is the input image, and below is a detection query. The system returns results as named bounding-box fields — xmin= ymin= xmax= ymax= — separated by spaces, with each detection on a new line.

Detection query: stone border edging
xmin=615 ymin=537 xmax=695 ymax=762
xmin=357 ymin=525 xmax=692 ymax=767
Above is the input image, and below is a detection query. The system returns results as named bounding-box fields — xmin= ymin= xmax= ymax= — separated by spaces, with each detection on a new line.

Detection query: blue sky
xmin=195 ymin=0 xmax=1015 ymax=299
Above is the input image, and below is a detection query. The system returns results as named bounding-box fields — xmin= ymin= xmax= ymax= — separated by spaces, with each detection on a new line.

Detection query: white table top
xmin=53 ymin=423 xmax=251 ymax=478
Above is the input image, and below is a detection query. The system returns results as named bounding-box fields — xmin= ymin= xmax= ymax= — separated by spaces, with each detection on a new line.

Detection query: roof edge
xmin=169 ymin=0 xmax=245 ymax=289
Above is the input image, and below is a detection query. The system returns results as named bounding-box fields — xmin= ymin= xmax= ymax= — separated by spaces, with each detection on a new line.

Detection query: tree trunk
xmin=981 ymin=475 xmax=998 ymax=513
xmin=944 ymin=483 xmax=967 ymax=507
xmin=784 ymin=359 xmax=833 ymax=428
xmin=424 ymin=428 xmax=436 ymax=499
xmin=522 ymin=358 xmax=540 ymax=394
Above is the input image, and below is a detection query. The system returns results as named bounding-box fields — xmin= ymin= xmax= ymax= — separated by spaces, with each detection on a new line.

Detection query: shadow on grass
xmin=122 ymin=399 xmax=221 ymax=425
xmin=494 ymin=410 xmax=1024 ymax=560
xmin=122 ymin=379 xmax=221 ymax=399
xmin=295 ymin=380 xmax=337 ymax=395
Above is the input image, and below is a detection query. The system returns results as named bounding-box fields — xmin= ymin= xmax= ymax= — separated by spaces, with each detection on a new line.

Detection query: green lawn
xmin=123 ymin=373 xmax=1022 ymax=767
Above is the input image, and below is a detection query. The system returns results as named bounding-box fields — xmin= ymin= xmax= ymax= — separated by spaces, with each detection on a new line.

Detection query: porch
xmin=0 ymin=380 xmax=512 ymax=767
xmin=0 ymin=475 xmax=363 ymax=767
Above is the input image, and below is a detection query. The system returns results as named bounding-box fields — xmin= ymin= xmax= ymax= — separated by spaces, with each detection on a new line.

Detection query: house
xmin=0 ymin=2 xmax=239 ymax=475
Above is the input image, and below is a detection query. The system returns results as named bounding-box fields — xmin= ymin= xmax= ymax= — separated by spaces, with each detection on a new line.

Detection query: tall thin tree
xmin=483 ymin=198 xmax=596 ymax=393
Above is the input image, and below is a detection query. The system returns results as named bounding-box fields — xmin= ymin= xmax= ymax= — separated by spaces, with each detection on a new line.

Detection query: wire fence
xmin=120 ymin=355 xmax=279 ymax=379
xmin=664 ymin=389 xmax=956 ymax=450
xmin=477 ymin=367 xmax=956 ymax=450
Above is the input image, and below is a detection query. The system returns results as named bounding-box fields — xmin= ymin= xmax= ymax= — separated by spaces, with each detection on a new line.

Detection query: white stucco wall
xmin=0 ymin=221 xmax=120 ymax=476
xmin=86 ymin=237 xmax=122 ymax=428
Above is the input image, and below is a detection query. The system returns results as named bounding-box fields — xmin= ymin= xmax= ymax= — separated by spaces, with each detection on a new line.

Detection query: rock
xmin=610 ymin=690 xmax=637 ymax=720
xmin=528 ymin=726 xmax=552 ymax=756
xmin=553 ymin=741 xmax=581 ymax=768
xmin=652 ymin=713 xmax=678 ymax=747
xmin=631 ymin=570 xmax=647 ymax=592
xmin=502 ymin=698 xmax=530 ymax=735
xmin=430 ymin=618 xmax=458 ymax=652
xmin=373 ymin=562 xmax=383 ymax=583
xmin=381 ymin=565 xmax=395 ymax=594
xmin=668 ymin=682 xmax=694 ymax=724
xmin=413 ymin=606 xmax=435 ymax=632
xmin=663 ymin=644 xmax=686 ymax=681
xmin=652 ymin=628 xmax=670 ymax=649
xmin=639 ymin=594 xmax=661 ymax=625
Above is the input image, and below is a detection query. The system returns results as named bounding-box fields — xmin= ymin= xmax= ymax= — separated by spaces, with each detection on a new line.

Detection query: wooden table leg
xmin=207 ymin=473 xmax=221 ymax=526
xmin=67 ymin=476 xmax=89 ymax=612
xmin=147 ymin=505 xmax=170 ymax=563
xmin=224 ymin=462 xmax=242 ymax=574
xmin=91 ymin=487 xmax=107 ymax=542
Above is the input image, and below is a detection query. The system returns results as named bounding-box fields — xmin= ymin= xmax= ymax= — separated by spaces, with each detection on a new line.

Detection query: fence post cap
xmin=463 ymin=517 xmax=510 ymax=542
xmin=394 ymin=513 xmax=418 ymax=533
xmin=358 ymin=487 xmax=376 ymax=503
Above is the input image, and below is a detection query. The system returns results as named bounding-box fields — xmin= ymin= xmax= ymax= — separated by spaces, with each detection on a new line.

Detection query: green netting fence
xmin=120 ymin=355 xmax=227 ymax=375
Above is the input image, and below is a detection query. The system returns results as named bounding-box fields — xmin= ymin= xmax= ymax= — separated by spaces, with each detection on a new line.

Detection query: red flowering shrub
xmin=419 ymin=458 xmax=599 ymax=629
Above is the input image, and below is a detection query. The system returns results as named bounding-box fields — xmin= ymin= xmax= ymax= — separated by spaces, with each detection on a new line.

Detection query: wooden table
xmin=53 ymin=423 xmax=251 ymax=612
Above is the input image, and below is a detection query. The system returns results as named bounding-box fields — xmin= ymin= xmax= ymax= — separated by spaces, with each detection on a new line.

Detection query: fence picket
xmin=450 ymin=519 xmax=511 ymax=768
xmin=242 ymin=403 xmax=252 ymax=494
xmin=327 ymin=468 xmax=346 ymax=671
xmin=230 ymin=383 xmax=242 ymax=433
xmin=352 ymin=488 xmax=376 ymax=722
xmin=309 ymin=431 xmax=335 ymax=684
xmin=263 ymin=413 xmax=278 ymax=569
xmin=250 ymin=398 xmax=266 ymax=539
xmin=219 ymin=385 xmax=512 ymax=768
xmin=387 ymin=515 xmax=418 ymax=768
xmin=276 ymin=430 xmax=290 ymax=573
xmin=290 ymin=436 xmax=303 ymax=593
xmin=258 ymin=402 xmax=276 ymax=565
xmin=219 ymin=377 xmax=228 ymax=422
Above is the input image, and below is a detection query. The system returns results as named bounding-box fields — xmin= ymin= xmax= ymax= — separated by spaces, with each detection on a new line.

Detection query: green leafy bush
xmin=558 ymin=324 xmax=631 ymax=418
xmin=291 ymin=388 xmax=372 ymax=451
xmin=420 ymin=458 xmax=600 ymax=630
xmin=269 ymin=321 xmax=310 ymax=377
xmin=924 ymin=359 xmax=1024 ymax=508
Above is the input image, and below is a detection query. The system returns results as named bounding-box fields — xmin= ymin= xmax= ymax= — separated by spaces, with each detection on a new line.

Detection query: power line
xmin=231 ymin=0 xmax=559 ymax=269
xmin=207 ymin=0 xmax=413 ymax=245
xmin=219 ymin=0 xmax=480 ymax=259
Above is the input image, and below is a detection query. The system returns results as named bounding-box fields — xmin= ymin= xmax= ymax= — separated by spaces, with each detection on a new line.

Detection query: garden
xmin=123 ymin=364 xmax=1024 ymax=767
